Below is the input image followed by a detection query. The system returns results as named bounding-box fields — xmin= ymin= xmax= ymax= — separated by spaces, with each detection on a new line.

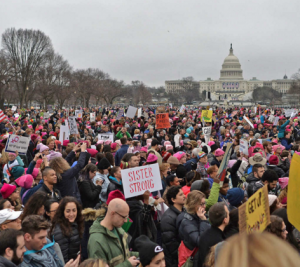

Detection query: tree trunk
xmin=0 ymin=98 xmax=4 ymax=110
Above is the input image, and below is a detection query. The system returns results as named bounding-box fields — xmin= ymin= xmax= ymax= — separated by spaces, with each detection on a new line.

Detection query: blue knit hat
xmin=226 ymin=188 xmax=244 ymax=207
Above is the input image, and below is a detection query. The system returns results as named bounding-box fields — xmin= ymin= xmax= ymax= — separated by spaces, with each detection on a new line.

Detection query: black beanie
xmin=98 ymin=158 xmax=111 ymax=170
xmin=134 ymin=235 xmax=163 ymax=267
xmin=210 ymin=144 xmax=218 ymax=153
xmin=202 ymin=146 xmax=208 ymax=154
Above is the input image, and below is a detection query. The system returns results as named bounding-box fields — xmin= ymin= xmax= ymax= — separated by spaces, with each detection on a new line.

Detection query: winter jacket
xmin=0 ymin=256 xmax=17 ymax=267
xmin=88 ymin=216 xmax=139 ymax=267
xmin=267 ymin=165 xmax=285 ymax=178
xmin=38 ymin=183 xmax=62 ymax=202
xmin=78 ymin=179 xmax=102 ymax=208
xmin=161 ymin=206 xmax=183 ymax=267
xmin=210 ymin=155 xmax=221 ymax=168
xmin=148 ymin=148 xmax=163 ymax=165
xmin=277 ymin=120 xmax=290 ymax=139
xmin=51 ymin=223 xmax=81 ymax=264
xmin=176 ymin=211 xmax=211 ymax=251
xmin=281 ymin=137 xmax=293 ymax=150
xmin=55 ymin=151 xmax=88 ymax=203
xmin=127 ymin=199 xmax=157 ymax=250
xmin=184 ymin=158 xmax=198 ymax=173
xmin=246 ymin=173 xmax=260 ymax=197
xmin=115 ymin=145 xmax=129 ymax=166
xmin=93 ymin=173 xmax=110 ymax=203
xmin=107 ymin=176 xmax=123 ymax=197
xmin=115 ymin=131 xmax=131 ymax=140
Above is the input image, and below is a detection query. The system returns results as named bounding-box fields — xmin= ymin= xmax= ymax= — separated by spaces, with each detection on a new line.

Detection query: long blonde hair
xmin=216 ymin=232 xmax=300 ymax=267
xmin=185 ymin=190 xmax=205 ymax=215
xmin=49 ymin=157 xmax=71 ymax=179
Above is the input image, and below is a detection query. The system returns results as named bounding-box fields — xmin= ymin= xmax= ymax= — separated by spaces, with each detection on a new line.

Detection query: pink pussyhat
xmin=166 ymin=145 xmax=173 ymax=150
xmin=97 ymin=140 xmax=104 ymax=145
xmin=104 ymin=140 xmax=112 ymax=145
xmin=41 ymin=132 xmax=47 ymax=137
xmin=164 ymin=141 xmax=171 ymax=147
xmin=278 ymin=177 xmax=289 ymax=189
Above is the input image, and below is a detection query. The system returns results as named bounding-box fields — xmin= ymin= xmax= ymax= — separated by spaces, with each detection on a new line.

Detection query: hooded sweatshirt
xmin=88 ymin=216 xmax=138 ymax=267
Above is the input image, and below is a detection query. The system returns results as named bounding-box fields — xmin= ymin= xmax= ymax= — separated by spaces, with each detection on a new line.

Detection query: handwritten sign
xmin=179 ymin=105 xmax=185 ymax=113
xmin=239 ymin=139 xmax=249 ymax=155
xmin=59 ymin=126 xmax=70 ymax=143
xmin=201 ymin=110 xmax=213 ymax=122
xmin=156 ymin=106 xmax=165 ymax=114
xmin=273 ymin=117 xmax=279 ymax=126
xmin=98 ymin=133 xmax=114 ymax=143
xmin=239 ymin=185 xmax=270 ymax=234
xmin=156 ymin=113 xmax=171 ymax=129
xmin=243 ymin=116 xmax=254 ymax=129
xmin=68 ymin=116 xmax=78 ymax=135
xmin=121 ymin=163 xmax=162 ymax=198
xmin=11 ymin=106 xmax=17 ymax=111
xmin=287 ymin=153 xmax=300 ymax=231
xmin=217 ymin=143 xmax=233 ymax=187
xmin=126 ymin=106 xmax=137 ymax=119
xmin=116 ymin=109 xmax=124 ymax=120
xmin=75 ymin=110 xmax=83 ymax=119
xmin=202 ymin=126 xmax=211 ymax=144
xmin=90 ymin=112 xmax=95 ymax=122
xmin=137 ymin=108 xmax=142 ymax=118
xmin=5 ymin=134 xmax=30 ymax=155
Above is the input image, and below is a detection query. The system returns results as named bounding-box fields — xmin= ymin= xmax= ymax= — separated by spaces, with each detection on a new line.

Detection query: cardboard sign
xmin=201 ymin=110 xmax=213 ymax=122
xmin=90 ymin=112 xmax=95 ymax=122
xmin=202 ymin=126 xmax=211 ymax=144
xmin=243 ymin=116 xmax=254 ymax=128
xmin=75 ymin=110 xmax=83 ymax=119
xmin=59 ymin=125 xmax=70 ymax=143
xmin=68 ymin=116 xmax=78 ymax=134
xmin=156 ymin=106 xmax=165 ymax=114
xmin=156 ymin=113 xmax=171 ymax=129
xmin=5 ymin=134 xmax=30 ymax=155
xmin=239 ymin=139 xmax=249 ymax=155
xmin=116 ymin=109 xmax=124 ymax=120
xmin=273 ymin=117 xmax=279 ymax=126
xmin=98 ymin=133 xmax=114 ymax=143
xmin=217 ymin=143 xmax=233 ymax=187
xmin=11 ymin=106 xmax=17 ymax=111
xmin=287 ymin=153 xmax=300 ymax=231
xmin=121 ymin=163 xmax=162 ymax=198
xmin=126 ymin=106 xmax=137 ymax=119
xmin=239 ymin=185 xmax=270 ymax=234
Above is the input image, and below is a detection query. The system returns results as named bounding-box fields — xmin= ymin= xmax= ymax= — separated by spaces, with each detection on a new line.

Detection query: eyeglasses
xmin=49 ymin=209 xmax=57 ymax=213
xmin=115 ymin=211 xmax=129 ymax=220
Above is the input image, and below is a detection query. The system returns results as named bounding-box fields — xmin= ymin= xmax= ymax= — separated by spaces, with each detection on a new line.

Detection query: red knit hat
xmin=106 ymin=190 xmax=126 ymax=205
xmin=0 ymin=184 xmax=16 ymax=199
xmin=269 ymin=155 xmax=279 ymax=165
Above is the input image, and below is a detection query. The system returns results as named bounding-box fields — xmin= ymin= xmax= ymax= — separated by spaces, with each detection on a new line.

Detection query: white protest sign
xmin=137 ymin=108 xmax=142 ymax=118
xmin=11 ymin=106 xmax=17 ymax=111
xmin=121 ymin=163 xmax=162 ymax=198
xmin=284 ymin=109 xmax=293 ymax=117
xmin=116 ymin=109 xmax=124 ymax=120
xmin=98 ymin=133 xmax=114 ymax=143
xmin=273 ymin=117 xmax=279 ymax=126
xmin=239 ymin=139 xmax=249 ymax=155
xmin=65 ymin=109 xmax=69 ymax=117
xmin=5 ymin=134 xmax=30 ymax=155
xmin=90 ymin=112 xmax=95 ymax=122
xmin=179 ymin=105 xmax=185 ymax=113
xmin=203 ymin=126 xmax=211 ymax=144
xmin=68 ymin=116 xmax=78 ymax=134
xmin=75 ymin=110 xmax=83 ymax=119
xmin=268 ymin=115 xmax=275 ymax=123
xmin=243 ymin=116 xmax=254 ymax=129
xmin=43 ymin=112 xmax=50 ymax=119
xmin=257 ymin=139 xmax=263 ymax=144
xmin=59 ymin=126 xmax=70 ymax=143
xmin=14 ymin=113 xmax=19 ymax=118
xmin=254 ymin=107 xmax=257 ymax=114
xmin=169 ymin=103 xmax=173 ymax=108
xmin=126 ymin=106 xmax=137 ymax=119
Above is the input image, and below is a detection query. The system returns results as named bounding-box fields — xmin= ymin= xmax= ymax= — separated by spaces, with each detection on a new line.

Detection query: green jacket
xmin=205 ymin=182 xmax=220 ymax=211
xmin=116 ymin=131 xmax=131 ymax=140
xmin=88 ymin=216 xmax=138 ymax=267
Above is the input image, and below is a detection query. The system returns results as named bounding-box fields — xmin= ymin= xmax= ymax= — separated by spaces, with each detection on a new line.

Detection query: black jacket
xmin=106 ymin=177 xmax=123 ymax=197
xmin=246 ymin=173 xmax=260 ymax=197
xmin=210 ymin=156 xmax=220 ymax=168
xmin=198 ymin=226 xmax=224 ymax=267
xmin=161 ymin=205 xmax=183 ymax=267
xmin=267 ymin=165 xmax=285 ymax=178
xmin=0 ymin=256 xmax=17 ymax=267
xmin=55 ymin=151 xmax=88 ymax=203
xmin=52 ymin=223 xmax=81 ymax=264
xmin=38 ymin=183 xmax=62 ymax=202
xmin=78 ymin=179 xmax=102 ymax=209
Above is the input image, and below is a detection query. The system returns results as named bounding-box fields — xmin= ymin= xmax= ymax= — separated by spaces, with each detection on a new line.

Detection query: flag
xmin=0 ymin=109 xmax=7 ymax=123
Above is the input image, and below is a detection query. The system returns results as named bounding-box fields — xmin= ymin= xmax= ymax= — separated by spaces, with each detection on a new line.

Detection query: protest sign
xmin=268 ymin=115 xmax=275 ymax=123
xmin=14 ymin=113 xmax=19 ymax=118
xmin=254 ymin=107 xmax=257 ymax=114
xmin=239 ymin=185 xmax=270 ymax=234
xmin=201 ymin=110 xmax=213 ymax=122
xmin=284 ymin=109 xmax=293 ymax=117
xmin=137 ymin=108 xmax=142 ymax=118
xmin=65 ymin=109 xmax=69 ymax=117
xmin=169 ymin=103 xmax=172 ymax=108
xmin=121 ymin=163 xmax=162 ymax=198
xmin=98 ymin=133 xmax=114 ymax=143
xmin=75 ymin=110 xmax=83 ymax=119
xmin=202 ymin=126 xmax=211 ymax=144
xmin=156 ymin=113 xmax=171 ymax=129
xmin=59 ymin=126 xmax=70 ymax=143
xmin=239 ymin=139 xmax=249 ymax=155
xmin=126 ymin=106 xmax=137 ymax=119
xmin=179 ymin=105 xmax=185 ymax=113
xmin=47 ymin=105 xmax=53 ymax=113
xmin=287 ymin=153 xmax=300 ymax=231
xmin=243 ymin=116 xmax=254 ymax=128
xmin=273 ymin=117 xmax=279 ymax=126
xmin=116 ymin=109 xmax=124 ymax=120
xmin=156 ymin=106 xmax=165 ymax=114
xmin=5 ymin=134 xmax=30 ymax=155
xmin=90 ymin=112 xmax=95 ymax=122
xmin=68 ymin=116 xmax=78 ymax=134
xmin=43 ymin=112 xmax=50 ymax=119
xmin=11 ymin=106 xmax=17 ymax=111
xmin=217 ymin=143 xmax=233 ymax=187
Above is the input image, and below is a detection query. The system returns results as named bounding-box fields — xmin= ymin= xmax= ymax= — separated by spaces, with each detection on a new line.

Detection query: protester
xmin=0 ymin=209 xmax=22 ymax=231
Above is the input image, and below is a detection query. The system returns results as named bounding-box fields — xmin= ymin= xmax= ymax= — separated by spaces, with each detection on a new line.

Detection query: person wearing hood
xmin=226 ymin=188 xmax=245 ymax=211
xmin=88 ymin=198 xmax=139 ymax=267
xmin=267 ymin=155 xmax=285 ymax=178
xmin=2 ymin=152 xmax=24 ymax=183
xmin=135 ymin=235 xmax=165 ymax=267
xmin=93 ymin=157 xmax=111 ymax=203
xmin=107 ymin=166 xmax=123 ymax=197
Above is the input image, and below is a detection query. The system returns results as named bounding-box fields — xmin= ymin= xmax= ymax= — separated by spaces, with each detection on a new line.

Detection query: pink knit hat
xmin=115 ymin=140 xmax=121 ymax=146
xmin=104 ymin=140 xmax=112 ymax=145
xmin=166 ymin=145 xmax=173 ymax=150
xmin=63 ymin=140 xmax=70 ymax=146
xmin=15 ymin=174 xmax=34 ymax=189
xmin=0 ymin=184 xmax=16 ymax=199
xmin=24 ymin=168 xmax=39 ymax=179
xmin=215 ymin=148 xmax=225 ymax=157
xmin=208 ymin=141 xmax=215 ymax=147
xmin=147 ymin=154 xmax=158 ymax=163
xmin=97 ymin=140 xmax=104 ymax=145
xmin=164 ymin=141 xmax=171 ymax=147
xmin=278 ymin=177 xmax=289 ymax=189
xmin=173 ymin=152 xmax=186 ymax=161
xmin=140 ymin=146 xmax=148 ymax=152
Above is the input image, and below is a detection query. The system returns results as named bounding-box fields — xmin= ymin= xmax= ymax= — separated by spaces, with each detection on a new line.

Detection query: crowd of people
xmin=0 ymin=105 xmax=300 ymax=267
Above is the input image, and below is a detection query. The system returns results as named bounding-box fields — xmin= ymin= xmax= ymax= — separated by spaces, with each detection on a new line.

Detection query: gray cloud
xmin=1 ymin=0 xmax=299 ymax=86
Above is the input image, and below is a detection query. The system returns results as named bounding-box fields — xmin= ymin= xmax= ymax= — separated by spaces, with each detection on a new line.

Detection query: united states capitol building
xmin=165 ymin=44 xmax=293 ymax=103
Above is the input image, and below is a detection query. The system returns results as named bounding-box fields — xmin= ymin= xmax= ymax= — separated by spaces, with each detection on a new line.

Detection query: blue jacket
xmin=281 ymin=137 xmax=293 ymax=150
xmin=184 ymin=158 xmax=197 ymax=172
xmin=114 ymin=145 xmax=129 ymax=166
xmin=277 ymin=120 xmax=290 ymax=139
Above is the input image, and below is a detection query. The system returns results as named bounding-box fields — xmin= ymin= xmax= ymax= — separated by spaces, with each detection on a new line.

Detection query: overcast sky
xmin=1 ymin=0 xmax=299 ymax=87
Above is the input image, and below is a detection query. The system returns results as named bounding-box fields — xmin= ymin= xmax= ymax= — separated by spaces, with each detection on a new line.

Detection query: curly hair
xmin=50 ymin=196 xmax=84 ymax=239
xmin=49 ymin=157 xmax=71 ymax=179
xmin=265 ymin=215 xmax=284 ymax=239
xmin=21 ymin=192 xmax=50 ymax=220
xmin=185 ymin=190 xmax=205 ymax=215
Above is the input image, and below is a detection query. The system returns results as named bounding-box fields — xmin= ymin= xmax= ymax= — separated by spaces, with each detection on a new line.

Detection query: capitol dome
xmin=220 ymin=44 xmax=244 ymax=81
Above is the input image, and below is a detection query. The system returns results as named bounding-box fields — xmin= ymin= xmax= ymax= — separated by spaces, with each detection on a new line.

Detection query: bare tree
xmin=0 ymin=49 xmax=14 ymax=108
xmin=130 ymin=80 xmax=152 ymax=105
xmin=179 ymin=77 xmax=201 ymax=103
xmin=2 ymin=28 xmax=53 ymax=107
